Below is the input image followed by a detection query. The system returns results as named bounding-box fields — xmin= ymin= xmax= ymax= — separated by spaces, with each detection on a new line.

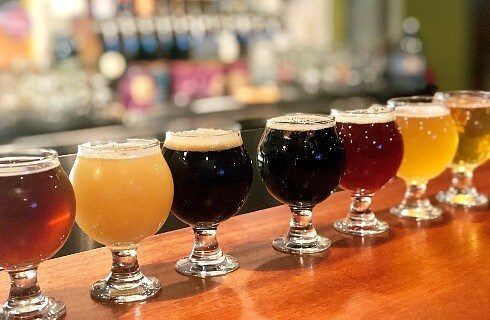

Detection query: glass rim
xmin=331 ymin=105 xmax=395 ymax=116
xmin=0 ymin=147 xmax=58 ymax=169
xmin=387 ymin=95 xmax=439 ymax=107
xmin=78 ymin=138 xmax=160 ymax=153
xmin=165 ymin=128 xmax=241 ymax=138
xmin=266 ymin=113 xmax=335 ymax=126
xmin=434 ymin=90 xmax=490 ymax=99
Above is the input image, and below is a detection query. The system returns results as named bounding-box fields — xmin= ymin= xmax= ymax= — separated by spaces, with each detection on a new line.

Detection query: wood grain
xmin=1 ymin=164 xmax=489 ymax=320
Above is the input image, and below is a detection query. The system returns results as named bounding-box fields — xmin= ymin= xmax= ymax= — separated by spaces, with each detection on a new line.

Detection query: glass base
xmin=436 ymin=190 xmax=488 ymax=208
xmin=272 ymin=235 xmax=331 ymax=255
xmin=390 ymin=204 xmax=442 ymax=221
xmin=1 ymin=296 xmax=66 ymax=320
xmin=334 ymin=217 xmax=389 ymax=236
xmin=175 ymin=254 xmax=239 ymax=278
xmin=91 ymin=274 xmax=161 ymax=304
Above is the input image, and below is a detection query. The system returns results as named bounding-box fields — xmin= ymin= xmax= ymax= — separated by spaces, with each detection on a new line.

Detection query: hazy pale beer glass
xmin=435 ymin=91 xmax=490 ymax=207
xmin=258 ymin=114 xmax=344 ymax=254
xmin=389 ymin=96 xmax=459 ymax=220
xmin=332 ymin=105 xmax=404 ymax=236
xmin=163 ymin=129 xmax=253 ymax=277
xmin=70 ymin=139 xmax=173 ymax=303
xmin=0 ymin=148 xmax=76 ymax=319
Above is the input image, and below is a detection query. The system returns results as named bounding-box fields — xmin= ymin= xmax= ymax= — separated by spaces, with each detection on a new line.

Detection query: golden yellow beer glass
xmin=435 ymin=91 xmax=490 ymax=207
xmin=69 ymin=139 xmax=173 ymax=303
xmin=388 ymin=96 xmax=458 ymax=220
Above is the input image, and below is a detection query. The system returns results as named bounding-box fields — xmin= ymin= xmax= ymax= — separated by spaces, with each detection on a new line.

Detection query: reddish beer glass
xmin=332 ymin=105 xmax=404 ymax=236
xmin=0 ymin=148 xmax=76 ymax=319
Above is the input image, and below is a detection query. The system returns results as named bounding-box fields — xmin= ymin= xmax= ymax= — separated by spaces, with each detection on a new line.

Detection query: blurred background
xmin=0 ymin=0 xmax=488 ymax=255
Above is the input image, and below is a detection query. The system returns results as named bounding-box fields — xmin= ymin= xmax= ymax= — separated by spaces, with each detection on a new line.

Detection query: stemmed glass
xmin=332 ymin=105 xmax=404 ymax=236
xmin=163 ymin=129 xmax=253 ymax=277
xmin=434 ymin=91 xmax=489 ymax=207
xmin=257 ymin=114 xmax=344 ymax=254
xmin=388 ymin=96 xmax=459 ymax=220
xmin=69 ymin=139 xmax=173 ymax=303
xmin=0 ymin=147 xmax=76 ymax=319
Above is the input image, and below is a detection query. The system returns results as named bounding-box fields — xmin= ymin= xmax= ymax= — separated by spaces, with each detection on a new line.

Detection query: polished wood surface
xmin=1 ymin=164 xmax=489 ymax=320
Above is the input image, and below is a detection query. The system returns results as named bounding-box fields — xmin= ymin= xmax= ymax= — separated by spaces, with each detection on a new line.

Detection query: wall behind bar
xmin=406 ymin=0 xmax=472 ymax=90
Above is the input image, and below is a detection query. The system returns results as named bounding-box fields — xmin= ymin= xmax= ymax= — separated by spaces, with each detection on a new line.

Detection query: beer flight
xmin=0 ymin=91 xmax=488 ymax=318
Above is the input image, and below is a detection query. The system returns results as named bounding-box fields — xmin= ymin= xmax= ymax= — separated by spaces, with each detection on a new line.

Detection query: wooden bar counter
xmin=1 ymin=164 xmax=489 ymax=319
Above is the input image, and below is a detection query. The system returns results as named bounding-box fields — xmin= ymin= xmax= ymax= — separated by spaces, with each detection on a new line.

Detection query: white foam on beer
xmin=0 ymin=156 xmax=60 ymax=177
xmin=78 ymin=139 xmax=161 ymax=159
xmin=331 ymin=105 xmax=394 ymax=124
xmin=164 ymin=128 xmax=243 ymax=152
xmin=395 ymin=104 xmax=449 ymax=118
xmin=267 ymin=114 xmax=335 ymax=131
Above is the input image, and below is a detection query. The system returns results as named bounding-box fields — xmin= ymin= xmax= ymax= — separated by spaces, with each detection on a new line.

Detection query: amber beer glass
xmin=163 ymin=129 xmax=253 ymax=277
xmin=435 ymin=91 xmax=490 ymax=207
xmin=69 ymin=139 xmax=173 ymax=303
xmin=0 ymin=148 xmax=76 ymax=319
xmin=389 ymin=97 xmax=459 ymax=220
xmin=258 ymin=114 xmax=344 ymax=254
xmin=332 ymin=105 xmax=404 ymax=236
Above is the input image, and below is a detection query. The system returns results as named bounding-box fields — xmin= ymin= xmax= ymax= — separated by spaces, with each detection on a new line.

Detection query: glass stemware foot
xmin=175 ymin=226 xmax=239 ymax=278
xmin=390 ymin=183 xmax=442 ymax=221
xmin=273 ymin=207 xmax=331 ymax=254
xmin=91 ymin=248 xmax=161 ymax=303
xmin=1 ymin=267 xmax=66 ymax=320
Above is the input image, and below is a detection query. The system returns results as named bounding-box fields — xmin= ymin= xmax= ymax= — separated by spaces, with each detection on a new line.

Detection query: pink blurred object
xmin=118 ymin=65 xmax=158 ymax=111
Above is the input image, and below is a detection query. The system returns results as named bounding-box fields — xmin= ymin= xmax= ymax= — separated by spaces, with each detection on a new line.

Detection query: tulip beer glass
xmin=258 ymin=114 xmax=344 ymax=254
xmin=332 ymin=105 xmax=404 ymax=236
xmin=389 ymin=97 xmax=458 ymax=220
xmin=163 ymin=129 xmax=253 ymax=277
xmin=0 ymin=148 xmax=76 ymax=319
xmin=70 ymin=139 xmax=173 ymax=303
xmin=435 ymin=91 xmax=490 ymax=207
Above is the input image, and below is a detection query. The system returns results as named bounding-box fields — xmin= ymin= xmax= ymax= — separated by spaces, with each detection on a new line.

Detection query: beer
xmin=0 ymin=148 xmax=76 ymax=319
xmin=332 ymin=105 xmax=403 ymax=236
xmin=163 ymin=129 xmax=253 ymax=225
xmin=0 ymin=154 xmax=76 ymax=268
xmin=70 ymin=140 xmax=173 ymax=246
xmin=395 ymin=105 xmax=458 ymax=183
xmin=258 ymin=116 xmax=344 ymax=206
xmin=334 ymin=107 xmax=403 ymax=194
xmin=258 ymin=114 xmax=344 ymax=254
xmin=447 ymin=97 xmax=490 ymax=168
xmin=163 ymin=129 xmax=253 ymax=277
xmin=435 ymin=91 xmax=489 ymax=207
xmin=69 ymin=139 xmax=173 ymax=303
xmin=389 ymin=96 xmax=458 ymax=220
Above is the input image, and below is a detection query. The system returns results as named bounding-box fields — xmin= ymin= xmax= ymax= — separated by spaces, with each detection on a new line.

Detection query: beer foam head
xmin=395 ymin=104 xmax=449 ymax=118
xmin=78 ymin=139 xmax=161 ymax=159
xmin=267 ymin=114 xmax=335 ymax=131
xmin=164 ymin=128 xmax=243 ymax=152
xmin=0 ymin=148 xmax=60 ymax=176
xmin=331 ymin=105 xmax=394 ymax=124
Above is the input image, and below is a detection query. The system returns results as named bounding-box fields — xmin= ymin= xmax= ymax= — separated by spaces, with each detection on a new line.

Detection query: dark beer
xmin=258 ymin=115 xmax=344 ymax=206
xmin=163 ymin=129 xmax=253 ymax=226
xmin=0 ymin=152 xmax=76 ymax=269
xmin=335 ymin=117 xmax=404 ymax=194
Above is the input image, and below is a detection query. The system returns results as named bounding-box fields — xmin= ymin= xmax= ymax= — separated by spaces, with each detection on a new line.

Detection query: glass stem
xmin=5 ymin=266 xmax=48 ymax=312
xmin=189 ymin=226 xmax=224 ymax=265
xmin=451 ymin=166 xmax=475 ymax=193
xmin=348 ymin=194 xmax=375 ymax=223
xmin=402 ymin=182 xmax=428 ymax=207
xmin=288 ymin=207 xmax=318 ymax=243
xmin=108 ymin=248 xmax=143 ymax=284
